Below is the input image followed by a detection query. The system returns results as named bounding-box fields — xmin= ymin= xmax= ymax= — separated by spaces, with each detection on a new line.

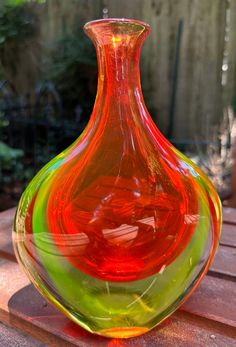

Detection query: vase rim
xmin=84 ymin=18 xmax=150 ymax=34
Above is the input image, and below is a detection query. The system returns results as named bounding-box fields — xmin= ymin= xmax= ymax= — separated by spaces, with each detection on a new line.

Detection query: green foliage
xmin=0 ymin=141 xmax=24 ymax=183
xmin=2 ymin=0 xmax=45 ymax=6
xmin=0 ymin=2 xmax=36 ymax=47
xmin=5 ymin=0 xmax=29 ymax=5
xmin=46 ymin=29 xmax=97 ymax=70
xmin=43 ymin=27 xmax=97 ymax=119
xmin=0 ymin=141 xmax=23 ymax=165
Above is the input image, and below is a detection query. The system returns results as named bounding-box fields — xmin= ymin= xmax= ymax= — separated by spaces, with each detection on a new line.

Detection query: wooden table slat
xmin=223 ymin=207 xmax=236 ymax=225
xmin=219 ymin=223 xmax=236 ymax=247
xmin=181 ymin=275 xmax=236 ymax=327
xmin=210 ymin=245 xmax=236 ymax=279
xmin=0 ymin=322 xmax=46 ymax=347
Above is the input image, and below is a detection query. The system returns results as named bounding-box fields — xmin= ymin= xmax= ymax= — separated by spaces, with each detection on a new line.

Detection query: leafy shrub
xmin=43 ymin=27 xmax=97 ymax=122
xmin=0 ymin=1 xmax=36 ymax=46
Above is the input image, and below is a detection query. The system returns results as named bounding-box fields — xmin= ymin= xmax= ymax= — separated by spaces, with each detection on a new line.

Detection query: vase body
xmin=13 ymin=19 xmax=222 ymax=338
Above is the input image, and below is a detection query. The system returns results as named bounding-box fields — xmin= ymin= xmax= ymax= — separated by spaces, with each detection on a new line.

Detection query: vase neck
xmin=84 ymin=19 xmax=150 ymax=101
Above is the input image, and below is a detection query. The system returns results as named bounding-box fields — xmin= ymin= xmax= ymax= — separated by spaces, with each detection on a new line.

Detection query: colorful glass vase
xmin=13 ymin=18 xmax=222 ymax=338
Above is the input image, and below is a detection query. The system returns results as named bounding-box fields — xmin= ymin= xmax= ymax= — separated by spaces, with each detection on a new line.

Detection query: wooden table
xmin=0 ymin=207 xmax=235 ymax=346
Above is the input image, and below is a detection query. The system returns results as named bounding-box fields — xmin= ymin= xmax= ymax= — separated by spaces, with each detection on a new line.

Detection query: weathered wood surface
xmin=4 ymin=0 xmax=236 ymax=139
xmin=223 ymin=0 xmax=236 ymax=107
xmin=0 ymin=322 xmax=46 ymax=347
xmin=223 ymin=207 xmax=236 ymax=224
xmin=0 ymin=207 xmax=235 ymax=346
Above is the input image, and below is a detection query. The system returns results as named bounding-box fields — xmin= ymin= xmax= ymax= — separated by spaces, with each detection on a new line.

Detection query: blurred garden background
xmin=0 ymin=0 xmax=236 ymax=211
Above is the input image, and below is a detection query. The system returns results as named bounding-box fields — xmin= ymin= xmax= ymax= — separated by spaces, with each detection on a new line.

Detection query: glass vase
xmin=13 ymin=18 xmax=222 ymax=339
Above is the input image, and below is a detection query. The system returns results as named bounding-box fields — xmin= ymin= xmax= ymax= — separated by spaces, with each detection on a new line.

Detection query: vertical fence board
xmin=172 ymin=0 xmax=226 ymax=139
xmin=223 ymin=0 xmax=236 ymax=108
xmin=105 ymin=0 xmax=143 ymax=19
xmin=141 ymin=0 xmax=181 ymax=132
xmin=39 ymin=0 xmax=102 ymax=51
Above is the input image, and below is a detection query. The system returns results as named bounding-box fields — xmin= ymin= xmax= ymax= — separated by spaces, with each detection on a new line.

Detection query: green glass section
xmin=14 ymin=163 xmax=210 ymax=334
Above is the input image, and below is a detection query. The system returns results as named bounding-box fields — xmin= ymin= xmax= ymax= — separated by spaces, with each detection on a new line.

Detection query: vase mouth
xmin=84 ymin=18 xmax=150 ymax=36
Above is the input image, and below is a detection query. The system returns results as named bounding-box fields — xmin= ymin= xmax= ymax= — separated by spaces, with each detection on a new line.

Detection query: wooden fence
xmin=3 ymin=0 xmax=236 ymax=139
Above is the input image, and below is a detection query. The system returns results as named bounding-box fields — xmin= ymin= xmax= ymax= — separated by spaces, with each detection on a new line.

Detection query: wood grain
xmin=0 ymin=322 xmax=46 ymax=347
xmin=223 ymin=207 xmax=236 ymax=225
xmin=220 ymin=223 xmax=236 ymax=247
